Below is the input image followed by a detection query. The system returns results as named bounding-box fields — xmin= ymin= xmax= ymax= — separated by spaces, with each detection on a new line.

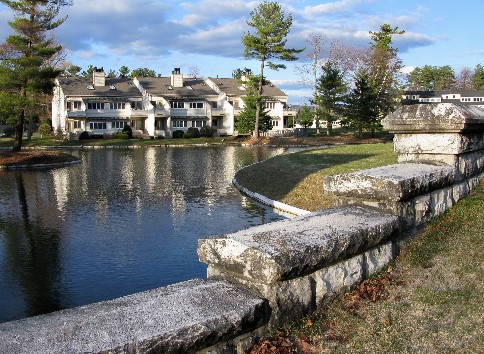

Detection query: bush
xmin=200 ymin=125 xmax=216 ymax=137
xmin=122 ymin=124 xmax=133 ymax=139
xmin=172 ymin=130 xmax=184 ymax=139
xmin=184 ymin=127 xmax=200 ymax=139
xmin=38 ymin=122 xmax=52 ymax=137
xmin=114 ymin=131 xmax=129 ymax=139
xmin=79 ymin=131 xmax=90 ymax=140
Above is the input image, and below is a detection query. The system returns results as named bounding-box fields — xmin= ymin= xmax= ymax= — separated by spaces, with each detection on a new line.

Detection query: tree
xmin=314 ymin=61 xmax=347 ymax=136
xmin=235 ymin=89 xmax=271 ymax=134
xmin=406 ymin=65 xmax=456 ymax=91
xmin=64 ymin=64 xmax=81 ymax=76
xmin=106 ymin=69 xmax=116 ymax=78
xmin=81 ymin=64 xmax=96 ymax=78
xmin=472 ymin=64 xmax=484 ymax=89
xmin=297 ymin=105 xmax=313 ymax=130
xmin=365 ymin=24 xmax=405 ymax=120
xmin=455 ymin=67 xmax=474 ymax=90
xmin=118 ymin=65 xmax=130 ymax=78
xmin=0 ymin=0 xmax=72 ymax=151
xmin=131 ymin=67 xmax=156 ymax=78
xmin=242 ymin=1 xmax=303 ymax=138
xmin=344 ymin=70 xmax=379 ymax=138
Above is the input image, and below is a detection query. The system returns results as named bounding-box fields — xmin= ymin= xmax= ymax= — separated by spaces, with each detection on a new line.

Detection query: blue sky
xmin=1 ymin=0 xmax=483 ymax=103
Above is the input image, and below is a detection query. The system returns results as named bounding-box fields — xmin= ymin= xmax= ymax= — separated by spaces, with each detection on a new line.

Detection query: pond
xmin=0 ymin=145 xmax=291 ymax=324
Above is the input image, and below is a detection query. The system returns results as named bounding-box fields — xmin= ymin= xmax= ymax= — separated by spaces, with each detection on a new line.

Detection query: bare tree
xmin=455 ymin=67 xmax=474 ymax=90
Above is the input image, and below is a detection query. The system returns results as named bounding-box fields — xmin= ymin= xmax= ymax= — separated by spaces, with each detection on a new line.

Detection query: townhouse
xmin=52 ymin=68 xmax=295 ymax=138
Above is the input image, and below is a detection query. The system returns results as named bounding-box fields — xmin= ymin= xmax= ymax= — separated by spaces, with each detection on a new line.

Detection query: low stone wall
xmin=0 ymin=103 xmax=482 ymax=353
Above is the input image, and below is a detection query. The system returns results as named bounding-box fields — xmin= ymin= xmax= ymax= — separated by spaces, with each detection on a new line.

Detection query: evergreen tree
xmin=235 ymin=90 xmax=271 ymax=134
xmin=131 ymin=67 xmax=156 ymax=78
xmin=472 ymin=64 xmax=484 ymax=90
xmin=81 ymin=64 xmax=96 ymax=78
xmin=314 ymin=61 xmax=347 ymax=136
xmin=0 ymin=0 xmax=71 ymax=151
xmin=242 ymin=1 xmax=303 ymax=138
xmin=344 ymin=70 xmax=379 ymax=138
xmin=118 ymin=65 xmax=130 ymax=78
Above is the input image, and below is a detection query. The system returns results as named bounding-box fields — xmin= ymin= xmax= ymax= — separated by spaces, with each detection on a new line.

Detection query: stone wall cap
xmin=323 ymin=163 xmax=454 ymax=201
xmin=383 ymin=103 xmax=484 ymax=133
xmin=198 ymin=206 xmax=399 ymax=284
xmin=0 ymin=279 xmax=269 ymax=354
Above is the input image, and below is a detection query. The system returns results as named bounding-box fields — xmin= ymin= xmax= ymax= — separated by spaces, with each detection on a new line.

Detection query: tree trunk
xmin=254 ymin=59 xmax=265 ymax=139
xmin=13 ymin=109 xmax=25 ymax=152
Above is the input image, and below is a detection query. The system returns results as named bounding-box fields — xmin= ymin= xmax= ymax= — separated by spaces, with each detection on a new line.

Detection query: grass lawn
xmin=251 ymin=180 xmax=484 ymax=353
xmin=235 ymin=143 xmax=398 ymax=211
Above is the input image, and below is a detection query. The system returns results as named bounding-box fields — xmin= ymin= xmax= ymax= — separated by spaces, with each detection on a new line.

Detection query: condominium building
xmin=402 ymin=90 xmax=484 ymax=104
xmin=52 ymin=68 xmax=294 ymax=138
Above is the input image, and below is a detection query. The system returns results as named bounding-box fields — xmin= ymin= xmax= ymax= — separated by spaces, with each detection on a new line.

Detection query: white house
xmin=402 ymin=90 xmax=484 ymax=105
xmin=52 ymin=68 xmax=293 ymax=138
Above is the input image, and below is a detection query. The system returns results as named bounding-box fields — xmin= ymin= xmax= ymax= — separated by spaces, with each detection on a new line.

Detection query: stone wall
xmin=0 ymin=103 xmax=482 ymax=353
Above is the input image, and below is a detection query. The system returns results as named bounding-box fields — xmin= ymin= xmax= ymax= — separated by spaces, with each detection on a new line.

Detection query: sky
xmin=1 ymin=0 xmax=483 ymax=104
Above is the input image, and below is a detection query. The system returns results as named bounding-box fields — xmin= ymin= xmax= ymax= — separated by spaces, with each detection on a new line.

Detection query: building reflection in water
xmin=0 ymin=146 xmax=290 ymax=324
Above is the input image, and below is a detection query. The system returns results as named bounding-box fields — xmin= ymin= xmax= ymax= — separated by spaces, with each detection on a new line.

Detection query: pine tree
xmin=344 ymin=70 xmax=379 ymax=138
xmin=235 ymin=90 xmax=272 ymax=134
xmin=242 ymin=1 xmax=303 ymax=138
xmin=472 ymin=64 xmax=484 ymax=90
xmin=0 ymin=0 xmax=71 ymax=151
xmin=314 ymin=62 xmax=347 ymax=136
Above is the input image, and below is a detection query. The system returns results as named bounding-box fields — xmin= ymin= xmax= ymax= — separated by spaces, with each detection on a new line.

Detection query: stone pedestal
xmin=382 ymin=103 xmax=484 ymax=180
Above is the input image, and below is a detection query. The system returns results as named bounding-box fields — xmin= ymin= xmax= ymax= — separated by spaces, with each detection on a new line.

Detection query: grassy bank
xmin=251 ymin=180 xmax=483 ymax=353
xmin=235 ymin=143 xmax=397 ymax=211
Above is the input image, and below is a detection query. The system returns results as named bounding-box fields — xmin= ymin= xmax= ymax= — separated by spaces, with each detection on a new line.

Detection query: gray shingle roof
xmin=58 ymin=77 xmax=142 ymax=98
xmin=138 ymin=77 xmax=218 ymax=98
xmin=208 ymin=77 xmax=287 ymax=98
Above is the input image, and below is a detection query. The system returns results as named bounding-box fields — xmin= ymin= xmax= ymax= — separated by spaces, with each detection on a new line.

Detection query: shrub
xmin=172 ymin=130 xmax=184 ymax=139
xmin=79 ymin=131 xmax=90 ymax=140
xmin=200 ymin=125 xmax=216 ymax=137
xmin=38 ymin=122 xmax=52 ymax=137
xmin=122 ymin=124 xmax=133 ymax=139
xmin=114 ymin=131 xmax=129 ymax=139
xmin=184 ymin=127 xmax=200 ymax=139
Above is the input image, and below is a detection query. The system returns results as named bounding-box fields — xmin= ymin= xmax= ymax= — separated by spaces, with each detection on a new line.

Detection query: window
xmin=89 ymin=122 xmax=106 ymax=129
xmin=194 ymin=120 xmax=206 ymax=128
xmin=73 ymin=121 xmax=81 ymax=129
xmin=265 ymin=102 xmax=276 ymax=109
xmin=189 ymin=102 xmax=204 ymax=109
xmin=87 ymin=102 xmax=104 ymax=110
xmin=172 ymin=120 xmax=188 ymax=128
xmin=109 ymin=102 xmax=126 ymax=110
xmin=171 ymin=101 xmax=184 ymax=109
xmin=271 ymin=120 xmax=279 ymax=127
xmin=112 ymin=121 xmax=126 ymax=129
xmin=131 ymin=101 xmax=142 ymax=110
xmin=210 ymin=101 xmax=218 ymax=109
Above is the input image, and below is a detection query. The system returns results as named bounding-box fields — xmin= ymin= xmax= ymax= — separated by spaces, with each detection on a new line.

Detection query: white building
xmin=52 ymin=68 xmax=294 ymax=138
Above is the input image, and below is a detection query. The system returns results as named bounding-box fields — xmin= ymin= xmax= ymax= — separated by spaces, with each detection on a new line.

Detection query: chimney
xmin=171 ymin=68 xmax=183 ymax=88
xmin=93 ymin=67 xmax=105 ymax=87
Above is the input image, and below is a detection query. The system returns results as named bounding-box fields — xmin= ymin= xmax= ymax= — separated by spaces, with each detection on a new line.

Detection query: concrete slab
xmin=0 ymin=279 xmax=269 ymax=354
xmin=323 ymin=163 xmax=454 ymax=201
xmin=198 ymin=206 xmax=399 ymax=284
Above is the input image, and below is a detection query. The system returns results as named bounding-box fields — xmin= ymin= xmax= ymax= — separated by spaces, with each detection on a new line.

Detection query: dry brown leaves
xmin=249 ymin=331 xmax=316 ymax=354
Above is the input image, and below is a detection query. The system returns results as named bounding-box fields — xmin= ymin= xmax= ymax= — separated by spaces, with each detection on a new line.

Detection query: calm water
xmin=0 ymin=146 xmax=290 ymax=323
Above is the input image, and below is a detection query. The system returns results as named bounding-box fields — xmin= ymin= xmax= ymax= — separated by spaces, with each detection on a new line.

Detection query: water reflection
xmin=0 ymin=146 xmax=289 ymax=323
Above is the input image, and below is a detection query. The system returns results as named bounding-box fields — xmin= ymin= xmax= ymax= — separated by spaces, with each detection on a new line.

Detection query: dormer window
xmin=166 ymin=85 xmax=173 ymax=90
xmin=87 ymin=85 xmax=94 ymax=90
xmin=109 ymin=85 xmax=116 ymax=90
xmin=186 ymin=86 xmax=193 ymax=90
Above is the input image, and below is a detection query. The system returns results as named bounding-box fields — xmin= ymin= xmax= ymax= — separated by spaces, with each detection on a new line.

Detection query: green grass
xmin=235 ymin=143 xmax=397 ymax=211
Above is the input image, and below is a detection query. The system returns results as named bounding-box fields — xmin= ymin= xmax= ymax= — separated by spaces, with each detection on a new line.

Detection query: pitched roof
xmin=57 ymin=77 xmax=142 ymax=98
xmin=208 ymin=77 xmax=287 ymax=98
xmin=137 ymin=77 xmax=218 ymax=98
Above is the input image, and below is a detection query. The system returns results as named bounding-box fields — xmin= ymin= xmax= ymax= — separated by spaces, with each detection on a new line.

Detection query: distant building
xmin=52 ymin=68 xmax=294 ymax=138
xmin=402 ymin=90 xmax=484 ymax=105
